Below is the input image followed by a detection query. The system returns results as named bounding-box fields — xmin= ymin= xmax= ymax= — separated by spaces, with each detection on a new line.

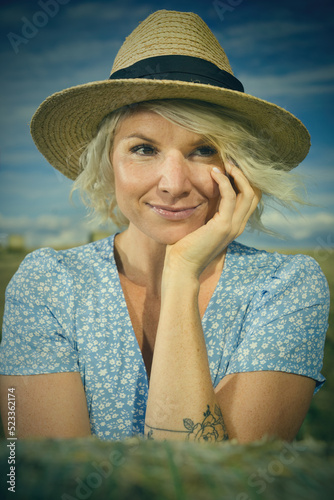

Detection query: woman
xmin=0 ymin=10 xmax=329 ymax=443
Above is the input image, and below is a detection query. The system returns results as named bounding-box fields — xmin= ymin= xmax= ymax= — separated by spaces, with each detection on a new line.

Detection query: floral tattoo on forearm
xmin=146 ymin=404 xmax=228 ymax=442
xmin=184 ymin=404 xmax=228 ymax=442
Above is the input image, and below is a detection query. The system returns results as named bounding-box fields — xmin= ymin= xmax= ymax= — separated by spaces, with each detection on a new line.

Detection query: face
xmin=111 ymin=110 xmax=225 ymax=245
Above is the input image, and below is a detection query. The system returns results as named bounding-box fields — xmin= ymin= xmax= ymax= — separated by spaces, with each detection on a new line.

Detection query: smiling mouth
xmin=148 ymin=204 xmax=200 ymax=220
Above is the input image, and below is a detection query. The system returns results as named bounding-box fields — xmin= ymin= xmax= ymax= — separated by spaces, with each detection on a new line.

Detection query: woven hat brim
xmin=30 ymin=78 xmax=310 ymax=180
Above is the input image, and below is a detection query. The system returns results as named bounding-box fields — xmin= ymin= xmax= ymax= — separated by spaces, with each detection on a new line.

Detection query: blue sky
xmin=0 ymin=0 xmax=333 ymax=250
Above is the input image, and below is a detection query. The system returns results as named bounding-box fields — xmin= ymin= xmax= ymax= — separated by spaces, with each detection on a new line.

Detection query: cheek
xmin=112 ymin=153 xmax=129 ymax=184
xmin=114 ymin=170 xmax=153 ymax=198
xmin=112 ymin=154 xmax=153 ymax=202
xmin=195 ymin=169 xmax=220 ymax=200
xmin=112 ymin=155 xmax=132 ymax=208
xmin=112 ymin=153 xmax=134 ymax=190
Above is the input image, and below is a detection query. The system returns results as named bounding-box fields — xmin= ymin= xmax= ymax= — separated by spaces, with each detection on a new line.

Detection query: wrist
xmin=161 ymin=264 xmax=200 ymax=295
xmin=159 ymin=273 xmax=201 ymax=328
xmin=163 ymin=247 xmax=202 ymax=279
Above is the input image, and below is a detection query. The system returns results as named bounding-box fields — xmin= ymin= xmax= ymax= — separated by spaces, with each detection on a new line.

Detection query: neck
xmin=114 ymin=224 xmax=226 ymax=296
xmin=114 ymin=226 xmax=167 ymax=295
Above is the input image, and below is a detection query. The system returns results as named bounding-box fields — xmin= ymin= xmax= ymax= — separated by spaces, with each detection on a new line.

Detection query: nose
xmin=157 ymin=152 xmax=192 ymax=198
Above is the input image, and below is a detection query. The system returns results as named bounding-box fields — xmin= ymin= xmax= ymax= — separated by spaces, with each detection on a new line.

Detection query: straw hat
xmin=30 ymin=9 xmax=310 ymax=180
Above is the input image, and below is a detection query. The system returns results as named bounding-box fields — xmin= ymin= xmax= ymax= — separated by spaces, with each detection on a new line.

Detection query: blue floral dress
xmin=0 ymin=233 xmax=329 ymax=440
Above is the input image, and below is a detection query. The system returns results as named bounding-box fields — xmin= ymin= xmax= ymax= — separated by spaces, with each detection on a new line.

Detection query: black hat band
xmin=109 ymin=55 xmax=244 ymax=92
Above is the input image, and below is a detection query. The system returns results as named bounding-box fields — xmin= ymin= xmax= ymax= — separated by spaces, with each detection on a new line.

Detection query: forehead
xmin=116 ymin=109 xmax=163 ymax=132
xmin=113 ymin=108 xmax=204 ymax=143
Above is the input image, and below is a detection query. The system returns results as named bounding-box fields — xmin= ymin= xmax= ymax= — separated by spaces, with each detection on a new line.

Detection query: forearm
xmin=145 ymin=269 xmax=228 ymax=441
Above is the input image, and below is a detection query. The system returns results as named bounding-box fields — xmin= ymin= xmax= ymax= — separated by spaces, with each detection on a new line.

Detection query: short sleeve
xmin=225 ymin=254 xmax=329 ymax=393
xmin=0 ymin=248 xmax=79 ymax=375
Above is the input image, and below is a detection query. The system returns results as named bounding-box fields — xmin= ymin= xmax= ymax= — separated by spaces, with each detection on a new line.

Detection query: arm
xmin=146 ymin=276 xmax=316 ymax=443
xmin=145 ymin=163 xmax=317 ymax=443
xmin=215 ymin=371 xmax=315 ymax=443
xmin=145 ymin=270 xmax=227 ymax=441
xmin=0 ymin=372 xmax=91 ymax=438
xmin=145 ymin=163 xmax=260 ymax=441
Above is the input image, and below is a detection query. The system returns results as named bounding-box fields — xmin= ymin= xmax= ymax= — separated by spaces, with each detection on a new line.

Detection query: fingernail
xmin=212 ymin=167 xmax=221 ymax=174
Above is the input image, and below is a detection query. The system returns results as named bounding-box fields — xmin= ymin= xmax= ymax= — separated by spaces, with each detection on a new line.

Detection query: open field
xmin=0 ymin=245 xmax=333 ymax=441
xmin=0 ymin=437 xmax=333 ymax=500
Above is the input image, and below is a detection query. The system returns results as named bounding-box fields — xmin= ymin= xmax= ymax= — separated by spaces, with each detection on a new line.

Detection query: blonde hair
xmin=71 ymin=99 xmax=306 ymax=233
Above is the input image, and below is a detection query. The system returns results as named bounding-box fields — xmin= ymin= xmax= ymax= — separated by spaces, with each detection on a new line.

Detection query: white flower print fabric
xmin=0 ymin=233 xmax=329 ymax=440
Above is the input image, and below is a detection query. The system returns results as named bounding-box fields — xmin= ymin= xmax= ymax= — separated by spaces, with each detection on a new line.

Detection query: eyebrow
xmin=121 ymin=133 xmax=159 ymax=144
xmin=121 ymin=133 xmax=210 ymax=147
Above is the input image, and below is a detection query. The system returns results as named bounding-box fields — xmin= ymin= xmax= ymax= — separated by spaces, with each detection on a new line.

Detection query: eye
xmin=130 ymin=144 xmax=157 ymax=156
xmin=192 ymin=146 xmax=218 ymax=157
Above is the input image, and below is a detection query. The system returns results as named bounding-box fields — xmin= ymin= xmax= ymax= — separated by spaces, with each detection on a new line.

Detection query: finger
xmin=235 ymin=179 xmax=261 ymax=222
xmin=210 ymin=167 xmax=237 ymax=224
xmin=225 ymin=163 xmax=254 ymax=219
xmin=225 ymin=162 xmax=254 ymax=205
xmin=210 ymin=165 xmax=261 ymax=241
xmin=224 ymin=163 xmax=261 ymax=235
xmin=243 ymin=185 xmax=262 ymax=221
xmin=235 ymin=196 xmax=260 ymax=238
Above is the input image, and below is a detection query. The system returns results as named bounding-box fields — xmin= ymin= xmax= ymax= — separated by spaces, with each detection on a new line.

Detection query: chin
xmin=145 ymin=221 xmax=205 ymax=246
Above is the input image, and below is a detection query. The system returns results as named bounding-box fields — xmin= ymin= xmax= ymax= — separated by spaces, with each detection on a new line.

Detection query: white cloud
xmin=0 ymin=211 xmax=115 ymax=249
xmin=262 ymin=210 xmax=334 ymax=241
xmin=219 ymin=20 xmax=322 ymax=57
xmin=35 ymin=227 xmax=91 ymax=249
xmin=0 ymin=214 xmax=31 ymax=232
xmin=0 ymin=213 xmax=71 ymax=232
xmin=240 ymin=64 xmax=334 ymax=99
xmin=302 ymin=160 xmax=334 ymax=175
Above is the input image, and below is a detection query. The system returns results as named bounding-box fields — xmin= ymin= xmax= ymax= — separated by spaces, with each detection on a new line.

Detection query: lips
xmin=148 ymin=204 xmax=200 ymax=221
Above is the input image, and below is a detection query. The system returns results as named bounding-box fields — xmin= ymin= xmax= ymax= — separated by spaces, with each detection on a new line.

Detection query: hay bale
xmin=0 ymin=437 xmax=333 ymax=500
